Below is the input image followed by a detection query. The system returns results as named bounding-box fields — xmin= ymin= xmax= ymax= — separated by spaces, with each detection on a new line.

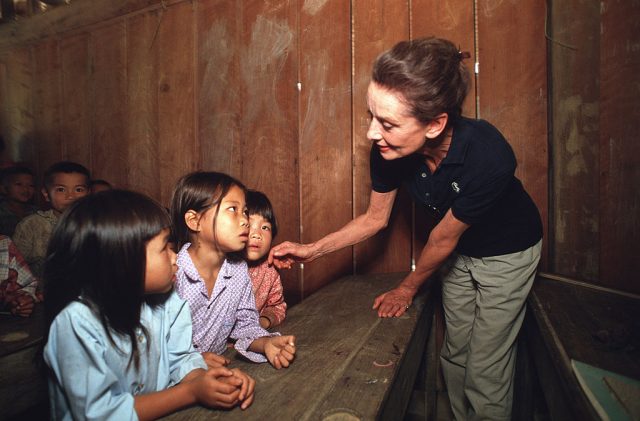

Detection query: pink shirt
xmin=248 ymin=260 xmax=287 ymax=328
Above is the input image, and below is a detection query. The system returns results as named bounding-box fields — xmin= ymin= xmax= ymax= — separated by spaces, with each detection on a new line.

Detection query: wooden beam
xmin=0 ymin=0 xmax=187 ymax=52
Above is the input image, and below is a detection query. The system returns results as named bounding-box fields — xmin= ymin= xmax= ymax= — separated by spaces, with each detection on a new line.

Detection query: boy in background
xmin=13 ymin=161 xmax=90 ymax=278
xmin=0 ymin=166 xmax=37 ymax=236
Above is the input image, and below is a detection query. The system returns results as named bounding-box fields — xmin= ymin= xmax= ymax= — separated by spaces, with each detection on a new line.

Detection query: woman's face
xmin=366 ymin=82 xmax=430 ymax=160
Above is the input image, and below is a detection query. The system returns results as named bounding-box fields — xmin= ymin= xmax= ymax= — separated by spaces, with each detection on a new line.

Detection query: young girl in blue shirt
xmin=43 ymin=190 xmax=255 ymax=420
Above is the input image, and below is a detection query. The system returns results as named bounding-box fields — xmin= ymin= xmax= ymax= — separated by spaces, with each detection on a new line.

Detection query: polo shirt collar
xmin=441 ymin=117 xmax=471 ymax=165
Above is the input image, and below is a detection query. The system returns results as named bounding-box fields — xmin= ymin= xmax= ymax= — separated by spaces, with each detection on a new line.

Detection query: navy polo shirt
xmin=370 ymin=117 xmax=542 ymax=257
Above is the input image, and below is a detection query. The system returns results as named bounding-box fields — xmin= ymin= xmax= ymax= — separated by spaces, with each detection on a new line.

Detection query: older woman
xmin=270 ymin=37 xmax=542 ymax=420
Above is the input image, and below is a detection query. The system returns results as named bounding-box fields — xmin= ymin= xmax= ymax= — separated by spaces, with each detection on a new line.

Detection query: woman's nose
xmin=367 ymin=119 xmax=382 ymax=141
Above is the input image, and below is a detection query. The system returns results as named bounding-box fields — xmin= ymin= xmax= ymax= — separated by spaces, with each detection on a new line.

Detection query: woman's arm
xmin=269 ymin=190 xmax=397 ymax=266
xmin=373 ymin=209 xmax=469 ymax=317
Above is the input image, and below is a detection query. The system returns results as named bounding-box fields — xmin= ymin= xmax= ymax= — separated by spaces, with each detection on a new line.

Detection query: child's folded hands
xmin=219 ymin=368 xmax=255 ymax=410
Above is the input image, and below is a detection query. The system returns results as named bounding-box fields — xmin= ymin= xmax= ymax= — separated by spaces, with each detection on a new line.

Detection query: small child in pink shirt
xmin=245 ymin=190 xmax=287 ymax=330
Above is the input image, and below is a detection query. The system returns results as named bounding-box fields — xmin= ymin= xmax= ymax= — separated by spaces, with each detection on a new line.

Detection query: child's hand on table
xmin=201 ymin=352 xmax=229 ymax=369
xmin=9 ymin=293 xmax=35 ymax=317
xmin=264 ymin=335 xmax=296 ymax=369
xmin=187 ymin=367 xmax=243 ymax=409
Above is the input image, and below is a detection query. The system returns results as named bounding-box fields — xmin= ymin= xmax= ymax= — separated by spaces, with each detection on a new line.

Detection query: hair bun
xmin=458 ymin=51 xmax=471 ymax=60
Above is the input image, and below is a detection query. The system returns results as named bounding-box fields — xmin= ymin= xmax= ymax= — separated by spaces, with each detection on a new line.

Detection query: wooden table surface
xmin=163 ymin=272 xmax=434 ymax=421
xmin=0 ymin=304 xmax=48 ymax=418
xmin=526 ymin=274 xmax=640 ymax=420
xmin=0 ymin=304 xmax=46 ymax=357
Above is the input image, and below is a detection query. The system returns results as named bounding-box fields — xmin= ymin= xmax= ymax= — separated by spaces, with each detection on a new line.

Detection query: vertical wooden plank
xmin=599 ymin=1 xmax=640 ymax=293
xmin=91 ymin=22 xmax=127 ymax=187
xmin=60 ymin=33 xmax=91 ymax=166
xmin=0 ymin=60 xmax=7 ymax=145
xmin=3 ymin=48 xmax=35 ymax=166
xmin=156 ymin=2 xmax=197 ymax=207
xmin=32 ymin=40 xmax=63 ymax=178
xmin=353 ymin=0 xmax=412 ymax=275
xmin=298 ymin=0 xmax=352 ymax=297
xmin=126 ymin=10 xmax=161 ymax=200
xmin=549 ymin=2 xmax=600 ymax=281
xmin=410 ymin=0 xmax=476 ymax=270
xmin=197 ymin=0 xmax=242 ymax=176
xmin=238 ymin=1 xmax=300 ymax=301
xmin=411 ymin=0 xmax=476 ymax=118
xmin=477 ymin=1 xmax=548 ymax=268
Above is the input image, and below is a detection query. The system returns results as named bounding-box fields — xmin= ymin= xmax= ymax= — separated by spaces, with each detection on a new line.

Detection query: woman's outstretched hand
xmin=372 ymin=284 xmax=417 ymax=318
xmin=268 ymin=242 xmax=314 ymax=269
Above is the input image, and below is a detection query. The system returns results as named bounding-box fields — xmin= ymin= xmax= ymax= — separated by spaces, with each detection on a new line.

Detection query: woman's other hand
xmin=372 ymin=285 xmax=417 ymax=318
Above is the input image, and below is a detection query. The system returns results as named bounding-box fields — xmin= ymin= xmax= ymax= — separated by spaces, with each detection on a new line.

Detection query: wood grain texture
xmin=59 ymin=33 xmax=91 ymax=165
xmin=411 ymin=0 xmax=476 ymax=118
xmin=549 ymin=1 xmax=600 ymax=283
xmin=527 ymin=275 xmax=640 ymax=419
xmin=298 ymin=0 xmax=352 ymax=296
xmin=196 ymin=0 xmax=242 ymax=176
xmin=0 ymin=0 xmax=172 ymax=51
xmin=2 ymin=48 xmax=35 ymax=166
xmin=156 ymin=2 xmax=197 ymax=206
xmin=161 ymin=272 xmax=433 ymax=420
xmin=91 ymin=22 xmax=127 ymax=187
xmin=126 ymin=11 xmax=161 ymax=199
xmin=410 ymin=0 xmax=476 ymax=270
xmin=0 ymin=307 xmax=47 ymax=419
xmin=599 ymin=1 xmax=640 ymax=293
xmin=352 ymin=0 xmax=412 ymax=275
xmin=238 ymin=1 xmax=301 ymax=301
xmin=32 ymin=40 xmax=63 ymax=178
xmin=477 ymin=1 xmax=548 ymax=268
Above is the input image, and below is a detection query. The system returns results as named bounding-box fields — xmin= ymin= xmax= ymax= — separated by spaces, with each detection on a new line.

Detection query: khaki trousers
xmin=440 ymin=240 xmax=542 ymax=421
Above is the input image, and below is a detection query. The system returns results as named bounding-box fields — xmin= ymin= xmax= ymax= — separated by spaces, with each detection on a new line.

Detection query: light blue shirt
xmin=44 ymin=290 xmax=207 ymax=421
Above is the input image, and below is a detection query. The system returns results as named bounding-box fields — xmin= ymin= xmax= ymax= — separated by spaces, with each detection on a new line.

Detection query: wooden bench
xmin=162 ymin=272 xmax=434 ymax=420
xmin=0 ymin=305 xmax=48 ymax=419
xmin=521 ymin=273 xmax=640 ymax=420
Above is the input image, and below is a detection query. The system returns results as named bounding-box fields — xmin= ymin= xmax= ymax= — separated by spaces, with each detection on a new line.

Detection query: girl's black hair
xmin=170 ymin=171 xmax=247 ymax=251
xmin=246 ymin=190 xmax=278 ymax=238
xmin=43 ymin=189 xmax=170 ymax=370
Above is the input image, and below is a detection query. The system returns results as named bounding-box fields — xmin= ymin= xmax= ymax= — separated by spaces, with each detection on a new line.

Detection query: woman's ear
xmin=184 ymin=210 xmax=200 ymax=232
xmin=425 ymin=113 xmax=449 ymax=139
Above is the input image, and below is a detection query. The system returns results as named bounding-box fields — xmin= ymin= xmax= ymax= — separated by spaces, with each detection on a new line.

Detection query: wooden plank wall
xmin=550 ymin=1 xmax=639 ymax=294
xmin=0 ymin=0 xmax=551 ymax=303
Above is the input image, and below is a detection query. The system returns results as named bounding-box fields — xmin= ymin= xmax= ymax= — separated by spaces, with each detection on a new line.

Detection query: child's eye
xmin=76 ymin=187 xmax=87 ymax=193
xmin=261 ymin=225 xmax=271 ymax=232
xmin=55 ymin=187 xmax=65 ymax=193
xmin=228 ymin=206 xmax=236 ymax=212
